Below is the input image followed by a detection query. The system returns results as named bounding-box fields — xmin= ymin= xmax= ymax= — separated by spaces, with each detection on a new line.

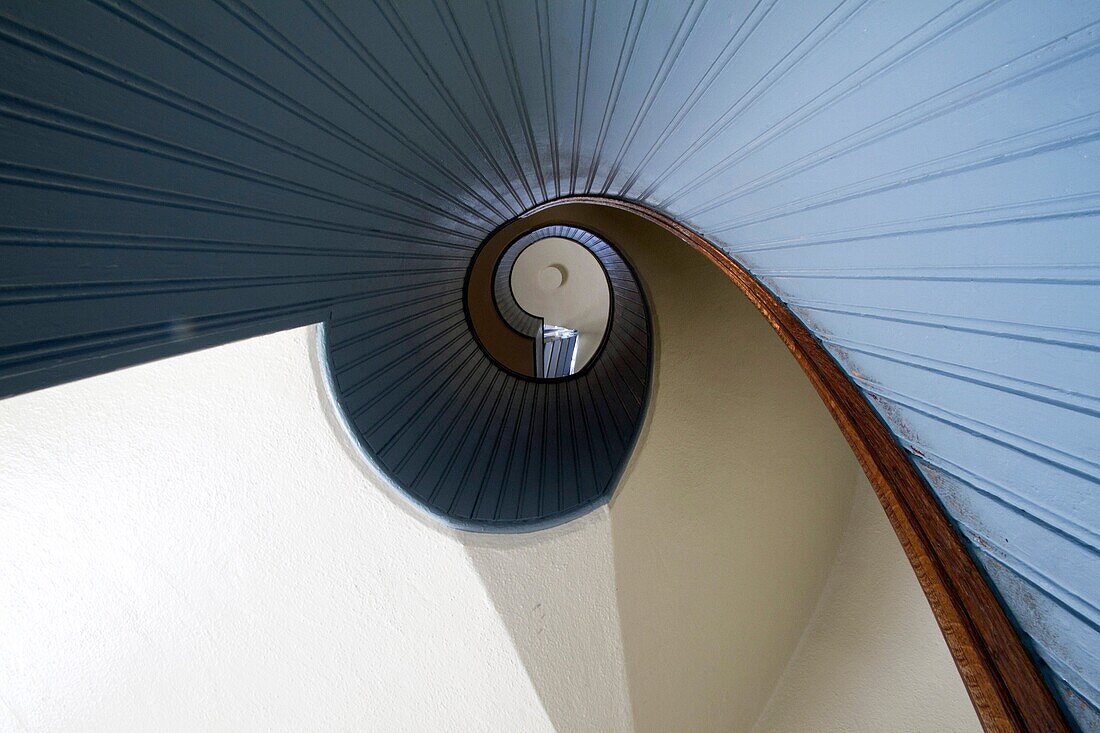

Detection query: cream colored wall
xmin=474 ymin=204 xmax=978 ymax=732
xmin=464 ymin=509 xmax=635 ymax=732
xmin=0 ymin=327 xmax=553 ymax=733
xmin=753 ymin=474 xmax=981 ymax=733
xmin=510 ymin=236 xmax=610 ymax=369
xmin=602 ymin=210 xmax=861 ymax=732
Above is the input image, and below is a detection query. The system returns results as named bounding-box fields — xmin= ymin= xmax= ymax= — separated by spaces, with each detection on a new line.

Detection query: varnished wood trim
xmin=527 ymin=196 xmax=1068 ymax=733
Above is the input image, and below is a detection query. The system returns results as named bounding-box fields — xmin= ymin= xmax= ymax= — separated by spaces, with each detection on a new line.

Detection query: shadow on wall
xmin=464 ymin=206 xmax=859 ymax=731
xmin=753 ymin=473 xmax=982 ymax=733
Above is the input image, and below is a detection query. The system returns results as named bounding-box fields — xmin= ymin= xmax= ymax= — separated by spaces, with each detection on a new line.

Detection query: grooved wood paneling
xmin=0 ymin=1 xmax=1096 ymax=726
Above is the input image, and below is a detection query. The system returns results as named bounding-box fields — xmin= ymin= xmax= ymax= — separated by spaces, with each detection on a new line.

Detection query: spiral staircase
xmin=1 ymin=1 xmax=1097 ymax=729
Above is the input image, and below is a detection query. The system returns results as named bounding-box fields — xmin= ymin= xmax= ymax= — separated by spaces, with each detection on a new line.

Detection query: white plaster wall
xmin=464 ymin=509 xmax=635 ymax=732
xmin=752 ymin=473 xmax=981 ymax=733
xmin=511 ymin=237 xmax=610 ymax=369
xmin=0 ymin=327 xmax=552 ymax=733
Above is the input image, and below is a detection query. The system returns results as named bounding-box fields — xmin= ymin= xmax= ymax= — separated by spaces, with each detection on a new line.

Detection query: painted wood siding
xmin=0 ymin=0 xmax=1096 ymax=725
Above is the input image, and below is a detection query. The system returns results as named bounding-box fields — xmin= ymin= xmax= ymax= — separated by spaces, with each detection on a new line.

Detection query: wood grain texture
xmin=533 ymin=196 xmax=1069 ymax=733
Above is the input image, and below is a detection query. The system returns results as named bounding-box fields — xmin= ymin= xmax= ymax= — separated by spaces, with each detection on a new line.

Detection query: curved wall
xmin=754 ymin=474 xmax=983 ymax=733
xmin=604 ymin=207 xmax=862 ymax=730
xmin=0 ymin=0 xmax=1097 ymax=724
xmin=467 ymin=223 xmax=978 ymax=732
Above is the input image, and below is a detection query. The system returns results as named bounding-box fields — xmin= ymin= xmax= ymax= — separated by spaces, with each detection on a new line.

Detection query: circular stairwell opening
xmin=508 ymin=237 xmax=610 ymax=378
xmin=467 ymin=224 xmax=632 ymax=381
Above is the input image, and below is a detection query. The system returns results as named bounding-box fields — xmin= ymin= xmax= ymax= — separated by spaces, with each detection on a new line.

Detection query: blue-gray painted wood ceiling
xmin=0 ymin=0 xmax=1096 ymax=726
xmin=324 ymin=223 xmax=650 ymax=528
